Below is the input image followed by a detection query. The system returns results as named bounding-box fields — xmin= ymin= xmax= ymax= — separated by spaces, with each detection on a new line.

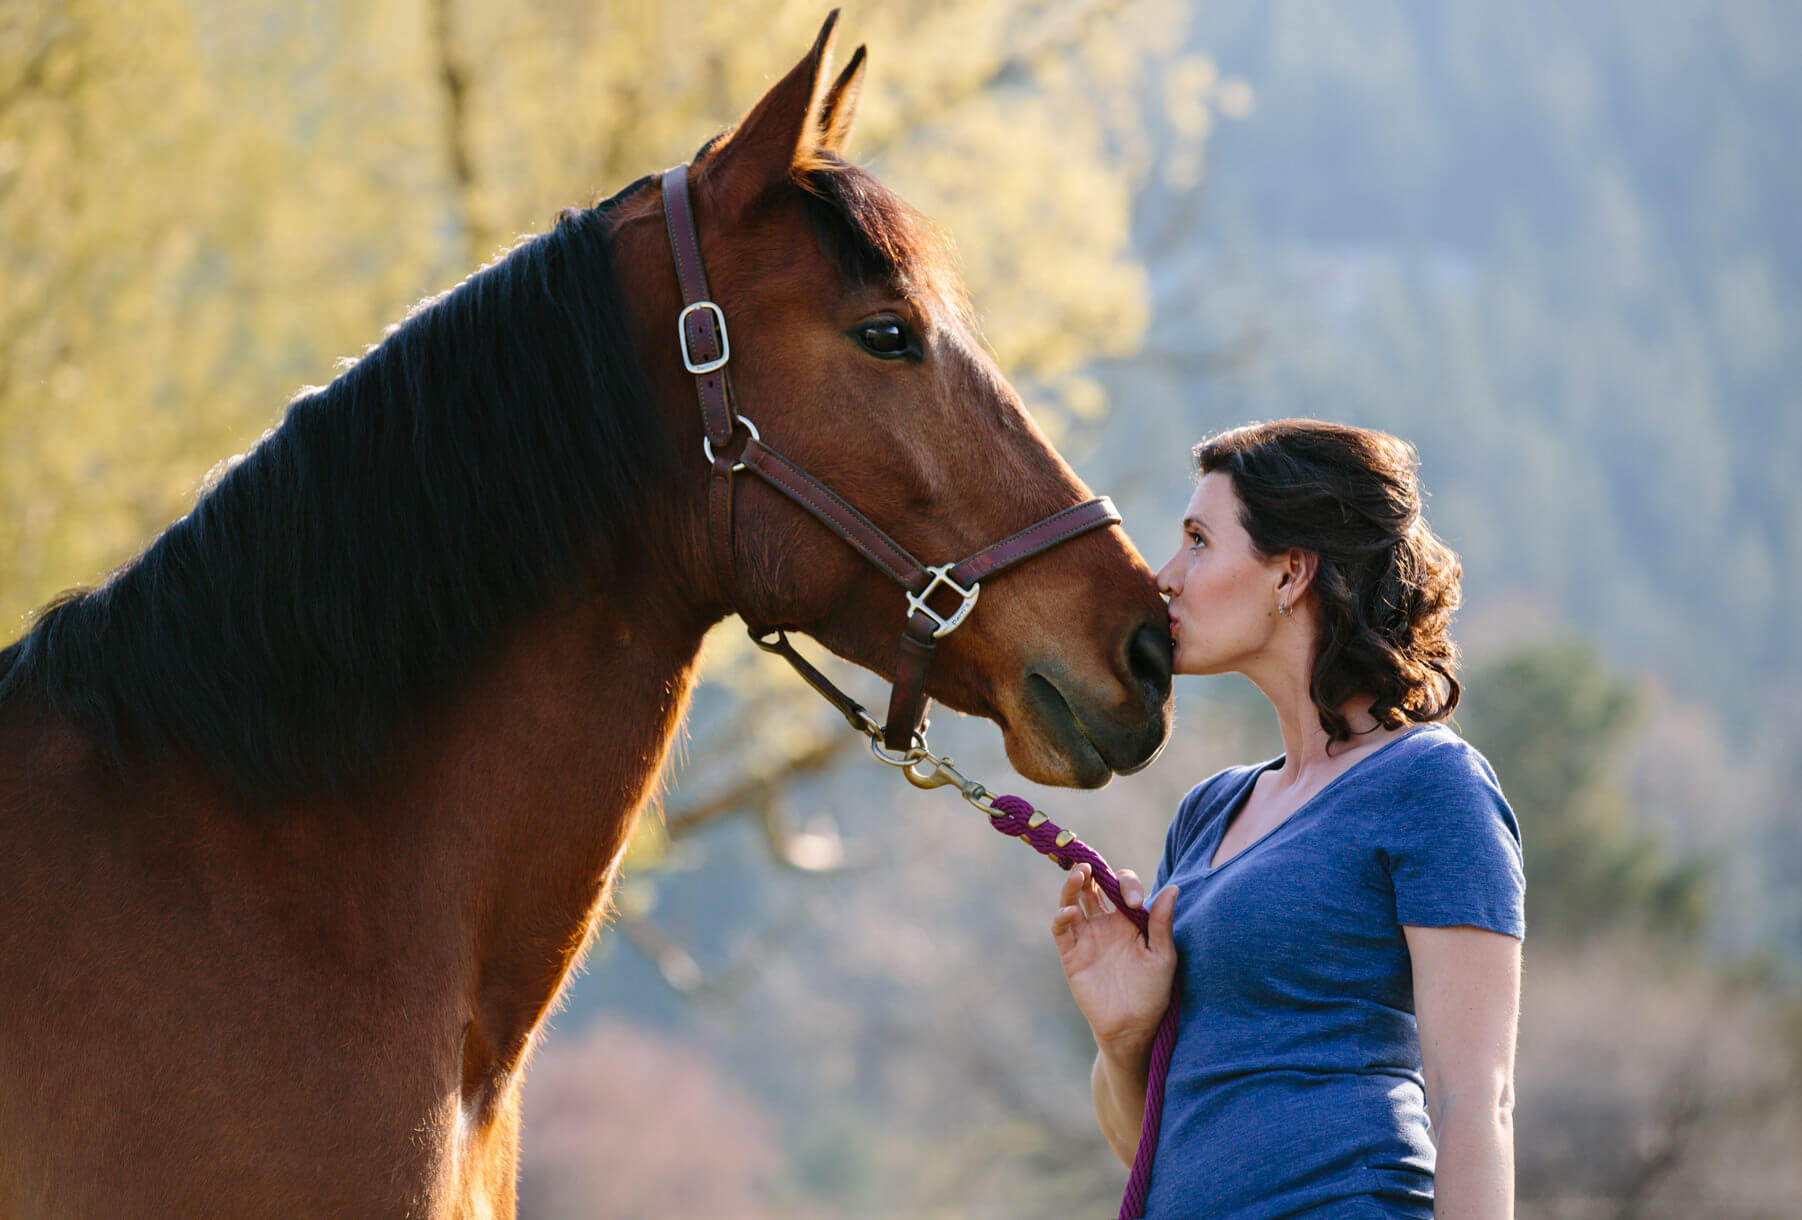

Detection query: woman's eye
xmin=857 ymin=319 xmax=912 ymax=358
xmin=1187 ymin=531 xmax=1203 ymax=549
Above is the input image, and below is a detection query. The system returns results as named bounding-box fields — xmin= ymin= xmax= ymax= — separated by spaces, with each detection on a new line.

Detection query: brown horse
xmin=0 ymin=14 xmax=1170 ymax=1217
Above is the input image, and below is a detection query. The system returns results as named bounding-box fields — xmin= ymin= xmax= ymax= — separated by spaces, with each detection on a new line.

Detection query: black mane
xmin=0 ymin=186 xmax=669 ymax=799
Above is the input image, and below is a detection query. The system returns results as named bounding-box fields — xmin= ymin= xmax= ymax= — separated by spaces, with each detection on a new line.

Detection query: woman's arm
xmin=1052 ymin=864 xmax=1180 ymax=1166
xmin=1091 ymin=1040 xmax=1151 ymax=1166
xmin=1403 ymin=923 xmax=1522 ymax=1220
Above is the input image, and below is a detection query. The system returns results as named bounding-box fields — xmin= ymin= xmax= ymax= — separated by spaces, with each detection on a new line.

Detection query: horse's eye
xmin=857 ymin=319 xmax=911 ymax=359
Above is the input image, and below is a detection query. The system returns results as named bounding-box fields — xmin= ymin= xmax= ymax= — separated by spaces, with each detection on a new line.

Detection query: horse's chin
xmin=1000 ymin=672 xmax=1116 ymax=789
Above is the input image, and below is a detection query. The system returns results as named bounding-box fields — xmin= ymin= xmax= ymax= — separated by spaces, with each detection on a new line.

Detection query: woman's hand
xmin=1052 ymin=863 xmax=1180 ymax=1061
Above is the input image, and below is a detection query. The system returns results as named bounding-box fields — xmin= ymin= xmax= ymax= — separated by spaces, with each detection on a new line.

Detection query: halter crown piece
xmin=660 ymin=165 xmax=1172 ymax=1218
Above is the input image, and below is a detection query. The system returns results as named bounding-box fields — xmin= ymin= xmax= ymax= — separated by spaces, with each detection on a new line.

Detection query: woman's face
xmin=1155 ymin=471 xmax=1289 ymax=676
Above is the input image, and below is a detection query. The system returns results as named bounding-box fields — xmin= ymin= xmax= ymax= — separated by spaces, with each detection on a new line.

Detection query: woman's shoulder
xmin=1160 ymin=762 xmax=1263 ymax=867
xmin=1186 ymin=722 xmax=1493 ymax=801
xmin=1390 ymin=721 xmax=1506 ymax=792
xmin=1380 ymin=722 xmax=1523 ymax=846
xmin=1310 ymin=722 xmax=1517 ymax=842
xmin=1176 ymin=761 xmax=1263 ymax=819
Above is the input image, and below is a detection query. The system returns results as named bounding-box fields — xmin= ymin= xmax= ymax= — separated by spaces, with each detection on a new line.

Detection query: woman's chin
xmin=1173 ymin=650 xmax=1227 ymax=678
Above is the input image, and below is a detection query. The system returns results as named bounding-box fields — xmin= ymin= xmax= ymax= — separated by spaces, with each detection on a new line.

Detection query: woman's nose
xmin=1155 ymin=555 xmax=1180 ymax=598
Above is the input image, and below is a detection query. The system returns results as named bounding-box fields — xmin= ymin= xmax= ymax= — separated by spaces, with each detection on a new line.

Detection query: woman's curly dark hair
xmin=1193 ymin=419 xmax=1463 ymax=744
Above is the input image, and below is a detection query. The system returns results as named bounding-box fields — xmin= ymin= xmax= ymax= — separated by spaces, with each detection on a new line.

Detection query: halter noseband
xmin=659 ymin=163 xmax=1121 ymax=752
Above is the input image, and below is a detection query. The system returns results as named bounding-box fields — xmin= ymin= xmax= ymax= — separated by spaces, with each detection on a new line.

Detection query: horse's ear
xmin=817 ymin=45 xmax=867 ymax=156
xmin=701 ymin=10 xmax=841 ymax=214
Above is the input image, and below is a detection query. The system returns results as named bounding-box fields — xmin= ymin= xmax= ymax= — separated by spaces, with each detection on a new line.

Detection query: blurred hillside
xmin=1087 ymin=0 xmax=1802 ymax=976
xmin=1127 ymin=0 xmax=1801 ymax=726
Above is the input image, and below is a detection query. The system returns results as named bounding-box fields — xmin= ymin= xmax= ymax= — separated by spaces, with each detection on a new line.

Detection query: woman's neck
xmin=1247 ymin=664 xmax=1404 ymax=789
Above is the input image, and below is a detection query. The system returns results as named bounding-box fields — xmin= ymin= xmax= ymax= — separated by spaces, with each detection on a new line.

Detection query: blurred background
xmin=4 ymin=0 xmax=1800 ymax=1215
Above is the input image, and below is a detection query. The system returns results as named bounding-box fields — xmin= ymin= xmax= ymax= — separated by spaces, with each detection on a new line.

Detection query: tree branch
xmin=663 ymin=731 xmax=859 ymax=841
xmin=428 ymin=0 xmax=485 ymax=265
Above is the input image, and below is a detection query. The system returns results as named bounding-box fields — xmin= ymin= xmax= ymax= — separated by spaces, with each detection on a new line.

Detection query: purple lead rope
xmin=987 ymin=794 xmax=1178 ymax=1220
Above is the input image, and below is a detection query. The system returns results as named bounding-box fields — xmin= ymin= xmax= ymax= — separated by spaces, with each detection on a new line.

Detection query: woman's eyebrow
xmin=1184 ymin=516 xmax=1209 ymax=533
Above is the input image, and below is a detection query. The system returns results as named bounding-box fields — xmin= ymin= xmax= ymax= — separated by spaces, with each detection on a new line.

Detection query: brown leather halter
xmin=660 ymin=163 xmax=1122 ymax=753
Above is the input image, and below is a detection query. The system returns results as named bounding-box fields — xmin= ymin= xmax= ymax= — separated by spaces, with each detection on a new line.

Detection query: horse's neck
xmin=385 ymin=583 xmax=712 ymax=1108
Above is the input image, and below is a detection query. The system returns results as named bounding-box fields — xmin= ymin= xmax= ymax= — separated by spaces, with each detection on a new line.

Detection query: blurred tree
xmin=1 ymin=0 xmax=445 ymax=618
xmin=1111 ymin=0 xmax=1802 ymax=971
xmin=1458 ymin=637 xmax=1713 ymax=943
xmin=1515 ymin=929 xmax=1802 ymax=1218
xmin=518 ymin=1018 xmax=785 ymax=1218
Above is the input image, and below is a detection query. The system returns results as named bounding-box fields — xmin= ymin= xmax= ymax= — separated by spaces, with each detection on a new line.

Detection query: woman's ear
xmin=1276 ymin=550 xmax=1318 ymax=606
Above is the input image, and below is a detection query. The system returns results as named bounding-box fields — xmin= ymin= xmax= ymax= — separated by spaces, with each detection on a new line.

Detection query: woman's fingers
xmin=1058 ymin=863 xmax=1088 ymax=918
xmin=1059 ymin=862 xmax=1088 ymax=904
xmin=1115 ymin=868 xmax=1144 ymax=910
xmin=1057 ymin=861 xmax=1164 ymax=944
xmin=1060 ymin=862 xmax=1113 ymax=919
xmin=1147 ymin=884 xmax=1181 ymax=956
xmin=1080 ymin=864 xmax=1117 ymax=916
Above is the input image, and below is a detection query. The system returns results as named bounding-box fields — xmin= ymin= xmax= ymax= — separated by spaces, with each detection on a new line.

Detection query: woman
xmin=1055 ymin=419 xmax=1523 ymax=1218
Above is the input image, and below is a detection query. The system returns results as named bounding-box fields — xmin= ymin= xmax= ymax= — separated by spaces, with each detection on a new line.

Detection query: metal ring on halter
xmin=867 ymin=733 xmax=928 ymax=768
xmin=850 ymin=707 xmax=886 ymax=743
xmin=701 ymin=414 xmax=761 ymax=470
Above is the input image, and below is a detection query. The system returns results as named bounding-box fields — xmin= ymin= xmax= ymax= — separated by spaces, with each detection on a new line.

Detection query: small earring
xmin=1277 ymin=600 xmax=1292 ymax=617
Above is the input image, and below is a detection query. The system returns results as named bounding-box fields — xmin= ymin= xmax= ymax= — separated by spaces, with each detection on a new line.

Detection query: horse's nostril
xmin=1127 ymin=620 xmax=1173 ymax=704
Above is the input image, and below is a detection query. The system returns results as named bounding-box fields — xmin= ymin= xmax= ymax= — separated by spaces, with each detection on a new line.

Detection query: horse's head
xmin=613 ymin=13 xmax=1171 ymax=787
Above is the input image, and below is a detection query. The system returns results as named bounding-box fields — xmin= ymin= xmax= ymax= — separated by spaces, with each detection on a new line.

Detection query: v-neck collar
xmin=1201 ymin=724 xmax=1439 ymax=876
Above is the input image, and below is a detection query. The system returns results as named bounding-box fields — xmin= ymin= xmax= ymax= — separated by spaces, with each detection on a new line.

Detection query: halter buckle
xmin=907 ymin=564 xmax=981 ymax=639
xmin=678 ymin=300 xmax=731 ymax=374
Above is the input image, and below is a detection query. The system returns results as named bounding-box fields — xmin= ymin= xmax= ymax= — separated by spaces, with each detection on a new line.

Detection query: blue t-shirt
xmin=1144 ymin=722 xmax=1525 ymax=1219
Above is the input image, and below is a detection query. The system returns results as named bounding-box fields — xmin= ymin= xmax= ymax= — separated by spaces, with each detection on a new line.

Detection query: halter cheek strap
xmin=661 ymin=165 xmax=745 ymax=617
xmin=658 ymin=163 xmax=1121 ymax=750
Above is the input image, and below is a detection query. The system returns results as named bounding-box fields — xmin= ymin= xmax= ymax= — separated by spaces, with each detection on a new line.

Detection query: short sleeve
xmin=1382 ymin=741 xmax=1527 ymax=938
xmin=1154 ymin=770 xmax=1237 ymax=891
